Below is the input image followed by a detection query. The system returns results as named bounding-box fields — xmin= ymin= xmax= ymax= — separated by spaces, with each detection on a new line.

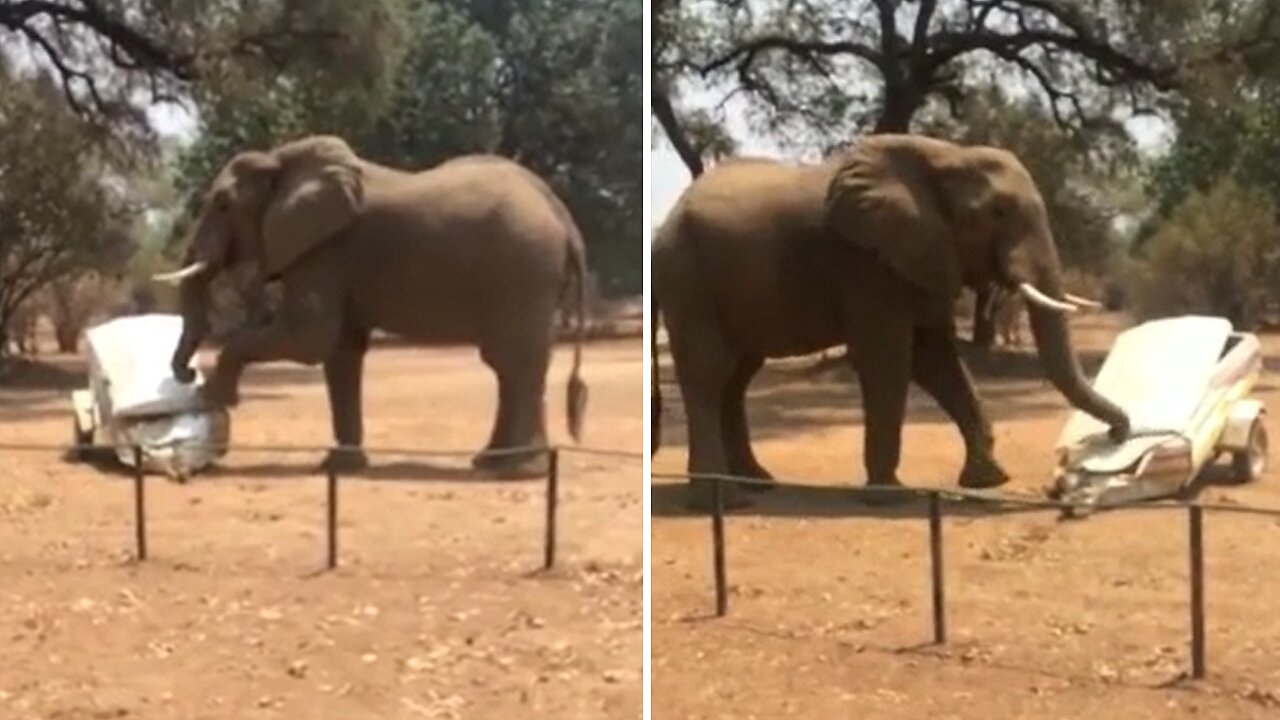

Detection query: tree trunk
xmin=652 ymin=87 xmax=704 ymax=177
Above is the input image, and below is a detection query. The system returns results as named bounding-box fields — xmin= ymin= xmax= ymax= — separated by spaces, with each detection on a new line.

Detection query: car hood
xmin=1056 ymin=315 xmax=1233 ymax=458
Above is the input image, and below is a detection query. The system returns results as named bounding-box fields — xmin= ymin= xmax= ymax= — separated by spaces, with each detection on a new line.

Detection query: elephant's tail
xmin=651 ymin=290 xmax=661 ymax=456
xmin=565 ymin=238 xmax=588 ymax=443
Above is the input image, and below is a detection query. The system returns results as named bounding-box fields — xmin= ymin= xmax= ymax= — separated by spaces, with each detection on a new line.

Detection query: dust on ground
xmin=652 ymin=313 xmax=1280 ymax=720
xmin=0 ymin=338 xmax=642 ymax=719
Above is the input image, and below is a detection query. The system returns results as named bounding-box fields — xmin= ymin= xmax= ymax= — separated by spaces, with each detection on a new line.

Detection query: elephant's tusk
xmin=152 ymin=261 xmax=209 ymax=284
xmin=1063 ymin=292 xmax=1103 ymax=309
xmin=1019 ymin=283 xmax=1078 ymax=313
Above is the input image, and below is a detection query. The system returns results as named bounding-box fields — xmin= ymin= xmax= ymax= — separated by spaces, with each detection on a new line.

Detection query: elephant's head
xmin=825 ymin=134 xmax=1129 ymax=440
xmin=154 ymin=135 xmax=364 ymax=381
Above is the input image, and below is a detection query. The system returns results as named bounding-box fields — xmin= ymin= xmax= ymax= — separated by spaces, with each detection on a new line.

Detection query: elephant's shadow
xmin=211 ymin=460 xmax=546 ymax=483
xmin=650 ymin=476 xmax=1221 ymax=521
xmin=649 ymin=481 xmax=1049 ymax=520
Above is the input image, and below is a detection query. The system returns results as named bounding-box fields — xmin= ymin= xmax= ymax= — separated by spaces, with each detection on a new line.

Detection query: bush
xmin=1128 ymin=178 xmax=1280 ymax=329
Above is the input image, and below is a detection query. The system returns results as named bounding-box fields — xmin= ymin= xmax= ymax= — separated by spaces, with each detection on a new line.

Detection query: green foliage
xmin=0 ymin=69 xmax=133 ymax=360
xmin=1147 ymin=87 xmax=1280 ymax=226
xmin=1129 ymin=178 xmax=1280 ymax=327
xmin=176 ymin=0 xmax=642 ymax=294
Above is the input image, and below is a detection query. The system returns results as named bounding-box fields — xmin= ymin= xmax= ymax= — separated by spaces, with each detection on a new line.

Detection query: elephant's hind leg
xmin=475 ymin=328 xmax=553 ymax=476
xmin=321 ymin=325 xmax=371 ymax=473
xmin=910 ymin=326 xmax=1009 ymax=489
xmin=664 ymin=305 xmax=754 ymax=510
xmin=721 ymin=355 xmax=774 ymax=489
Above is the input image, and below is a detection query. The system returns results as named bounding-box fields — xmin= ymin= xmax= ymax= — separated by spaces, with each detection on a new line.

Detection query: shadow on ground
xmin=649 ymin=480 xmax=1054 ymax=521
xmin=212 ymin=460 xmax=547 ymax=483
xmin=651 ymin=460 xmax=1235 ymax=521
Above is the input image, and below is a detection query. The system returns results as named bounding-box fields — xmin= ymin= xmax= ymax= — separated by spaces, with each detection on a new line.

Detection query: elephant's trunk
xmin=1025 ymin=270 xmax=1130 ymax=441
xmin=170 ymin=250 xmax=214 ymax=384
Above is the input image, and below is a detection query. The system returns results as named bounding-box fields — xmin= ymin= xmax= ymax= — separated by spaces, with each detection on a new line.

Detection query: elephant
xmin=155 ymin=135 xmax=588 ymax=473
xmin=651 ymin=134 xmax=1129 ymax=508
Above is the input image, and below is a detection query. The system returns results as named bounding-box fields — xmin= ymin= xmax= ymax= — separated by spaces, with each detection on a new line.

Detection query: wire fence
xmin=0 ymin=441 xmax=642 ymax=573
xmin=652 ymin=470 xmax=1280 ymax=680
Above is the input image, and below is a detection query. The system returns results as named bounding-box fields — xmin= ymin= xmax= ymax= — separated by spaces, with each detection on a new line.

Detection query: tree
xmin=1147 ymin=83 xmax=1280 ymax=235
xmin=0 ymin=0 xmax=408 ymax=136
xmin=0 ymin=67 xmax=132 ymax=363
xmin=44 ymin=271 xmax=122 ymax=352
xmin=1130 ymin=178 xmax=1280 ymax=328
xmin=656 ymin=0 xmax=1280 ymax=172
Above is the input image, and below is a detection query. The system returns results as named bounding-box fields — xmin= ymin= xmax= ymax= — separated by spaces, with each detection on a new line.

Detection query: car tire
xmin=1231 ymin=419 xmax=1268 ymax=483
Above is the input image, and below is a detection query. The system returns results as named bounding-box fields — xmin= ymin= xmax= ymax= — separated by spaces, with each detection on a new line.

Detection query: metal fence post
xmin=711 ymin=477 xmax=728 ymax=617
xmin=133 ymin=446 xmax=146 ymax=561
xmin=544 ymin=448 xmax=560 ymax=570
xmin=1189 ymin=504 xmax=1206 ymax=679
xmin=326 ymin=466 xmax=339 ymax=570
xmin=928 ymin=491 xmax=946 ymax=644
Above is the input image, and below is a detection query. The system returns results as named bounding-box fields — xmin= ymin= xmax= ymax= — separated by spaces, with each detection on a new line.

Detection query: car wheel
xmin=1231 ymin=419 xmax=1268 ymax=483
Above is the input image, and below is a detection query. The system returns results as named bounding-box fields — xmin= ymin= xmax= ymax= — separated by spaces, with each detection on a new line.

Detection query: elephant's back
xmin=345 ymin=163 xmax=571 ymax=341
xmin=668 ymin=159 xmax=843 ymax=355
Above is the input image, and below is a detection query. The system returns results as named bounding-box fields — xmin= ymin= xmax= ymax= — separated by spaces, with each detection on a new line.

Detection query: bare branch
xmin=651 ymin=86 xmax=705 ymax=177
xmin=698 ymin=35 xmax=884 ymax=77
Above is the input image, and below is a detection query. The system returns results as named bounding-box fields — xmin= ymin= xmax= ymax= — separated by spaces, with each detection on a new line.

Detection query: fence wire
xmin=0 ymin=440 xmax=640 ymax=573
xmin=0 ymin=441 xmax=643 ymax=461
xmin=650 ymin=470 xmax=1280 ymax=517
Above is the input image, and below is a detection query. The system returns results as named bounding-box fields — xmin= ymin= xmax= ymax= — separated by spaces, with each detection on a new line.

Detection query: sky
xmin=147 ymin=103 xmax=199 ymax=144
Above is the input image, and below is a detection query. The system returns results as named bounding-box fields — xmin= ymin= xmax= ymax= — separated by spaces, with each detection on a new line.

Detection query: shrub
xmin=1128 ymin=178 xmax=1280 ymax=329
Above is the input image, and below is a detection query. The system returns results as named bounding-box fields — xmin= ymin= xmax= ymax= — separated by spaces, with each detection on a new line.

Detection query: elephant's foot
xmin=860 ymin=477 xmax=916 ymax=506
xmin=734 ymin=463 xmax=778 ymax=494
xmin=321 ymin=447 xmax=369 ymax=475
xmin=472 ymin=446 xmax=551 ymax=478
xmin=958 ymin=454 xmax=1011 ymax=490
xmin=684 ymin=477 xmax=753 ymax=512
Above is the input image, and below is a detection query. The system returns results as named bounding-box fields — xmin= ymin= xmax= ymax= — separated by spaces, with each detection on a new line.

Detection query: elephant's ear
xmin=824 ymin=138 xmax=963 ymax=302
xmin=261 ymin=136 xmax=364 ymax=277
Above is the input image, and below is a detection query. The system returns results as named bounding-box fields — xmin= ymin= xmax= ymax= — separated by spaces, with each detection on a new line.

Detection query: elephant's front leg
xmin=203 ymin=315 xmax=341 ymax=407
xmin=321 ymin=326 xmax=371 ymax=473
xmin=842 ymin=279 xmax=914 ymax=499
xmin=910 ymin=326 xmax=1009 ymax=489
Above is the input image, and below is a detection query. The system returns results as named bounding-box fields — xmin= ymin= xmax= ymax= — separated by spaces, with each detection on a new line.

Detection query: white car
xmin=1051 ymin=315 xmax=1267 ymax=514
xmin=68 ymin=314 xmax=229 ymax=480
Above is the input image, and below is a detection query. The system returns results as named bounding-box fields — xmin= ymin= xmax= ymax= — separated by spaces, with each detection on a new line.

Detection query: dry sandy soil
xmin=0 ymin=338 xmax=642 ymax=719
xmin=652 ymin=313 xmax=1280 ymax=720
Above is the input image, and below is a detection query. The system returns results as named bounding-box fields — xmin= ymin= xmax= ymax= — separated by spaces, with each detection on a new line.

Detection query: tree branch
xmin=698 ymin=35 xmax=884 ymax=77
xmin=651 ymin=86 xmax=704 ymax=177
xmin=0 ymin=0 xmax=196 ymax=78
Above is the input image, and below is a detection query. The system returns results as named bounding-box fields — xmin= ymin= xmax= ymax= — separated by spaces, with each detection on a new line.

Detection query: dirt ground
xmin=652 ymin=313 xmax=1280 ymax=720
xmin=0 ymin=338 xmax=642 ymax=719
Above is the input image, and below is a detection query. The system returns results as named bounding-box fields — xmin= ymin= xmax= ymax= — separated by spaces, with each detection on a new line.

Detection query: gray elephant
xmin=652 ymin=134 xmax=1129 ymax=508
xmin=155 ymin=135 xmax=588 ymax=473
